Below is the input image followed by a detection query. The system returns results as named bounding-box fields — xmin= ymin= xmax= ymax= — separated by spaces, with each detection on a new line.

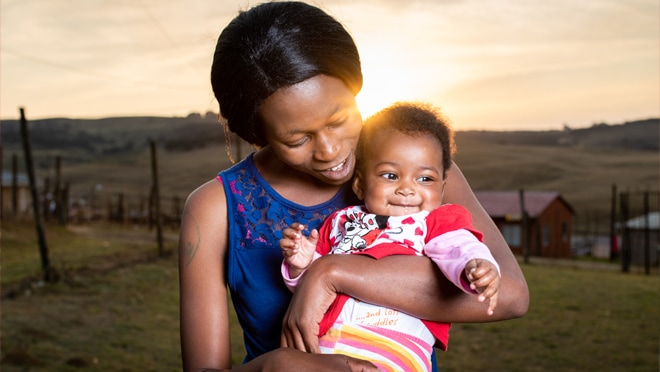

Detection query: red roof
xmin=474 ymin=191 xmax=572 ymax=218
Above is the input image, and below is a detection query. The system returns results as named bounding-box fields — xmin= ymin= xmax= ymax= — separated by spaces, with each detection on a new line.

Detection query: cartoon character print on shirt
xmin=332 ymin=208 xmax=402 ymax=254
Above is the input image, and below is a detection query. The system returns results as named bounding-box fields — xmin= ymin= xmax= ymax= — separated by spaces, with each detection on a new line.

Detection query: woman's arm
xmin=179 ymin=180 xmax=381 ymax=371
xmin=440 ymin=161 xmax=529 ymax=319
xmin=281 ymin=162 xmax=529 ymax=352
xmin=179 ymin=179 xmax=233 ymax=371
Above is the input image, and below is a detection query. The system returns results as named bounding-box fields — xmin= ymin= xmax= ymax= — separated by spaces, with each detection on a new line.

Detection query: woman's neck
xmin=253 ymin=147 xmax=344 ymax=206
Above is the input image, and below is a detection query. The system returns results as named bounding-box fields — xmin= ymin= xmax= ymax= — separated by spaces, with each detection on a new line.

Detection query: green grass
xmin=439 ymin=263 xmax=659 ymax=371
xmin=2 ymin=221 xmax=658 ymax=371
xmin=1 ymin=221 xmax=183 ymax=371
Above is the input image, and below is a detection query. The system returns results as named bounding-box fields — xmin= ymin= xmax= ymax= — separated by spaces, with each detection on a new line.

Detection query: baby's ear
xmin=352 ymin=172 xmax=365 ymax=200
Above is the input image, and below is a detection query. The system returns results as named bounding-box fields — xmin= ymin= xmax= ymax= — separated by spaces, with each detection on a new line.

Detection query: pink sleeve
xmin=280 ymin=252 xmax=322 ymax=292
xmin=424 ymin=229 xmax=500 ymax=294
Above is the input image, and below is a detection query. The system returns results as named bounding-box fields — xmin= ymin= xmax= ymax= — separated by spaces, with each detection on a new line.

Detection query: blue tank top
xmin=219 ymin=154 xmax=357 ymax=363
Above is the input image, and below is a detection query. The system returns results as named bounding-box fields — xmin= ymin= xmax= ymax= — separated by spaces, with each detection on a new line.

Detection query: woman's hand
xmin=264 ymin=348 xmax=380 ymax=372
xmin=231 ymin=348 xmax=379 ymax=371
xmin=280 ymin=256 xmax=341 ymax=353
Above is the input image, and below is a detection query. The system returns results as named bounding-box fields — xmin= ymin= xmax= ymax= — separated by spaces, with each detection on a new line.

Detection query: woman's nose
xmin=313 ymin=134 xmax=339 ymax=161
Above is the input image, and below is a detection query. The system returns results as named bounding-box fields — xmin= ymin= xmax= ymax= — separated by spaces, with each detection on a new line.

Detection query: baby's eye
xmin=380 ymin=172 xmax=398 ymax=180
xmin=417 ymin=176 xmax=435 ymax=183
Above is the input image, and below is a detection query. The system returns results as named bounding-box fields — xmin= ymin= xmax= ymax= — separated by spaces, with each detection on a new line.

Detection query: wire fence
xmin=2 ymin=184 xmax=183 ymax=229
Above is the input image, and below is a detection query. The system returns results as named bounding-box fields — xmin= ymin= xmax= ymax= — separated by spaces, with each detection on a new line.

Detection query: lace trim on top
xmin=220 ymin=154 xmax=354 ymax=249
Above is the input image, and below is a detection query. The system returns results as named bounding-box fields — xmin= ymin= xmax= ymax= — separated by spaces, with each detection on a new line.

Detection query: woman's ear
xmin=352 ymin=172 xmax=365 ymax=200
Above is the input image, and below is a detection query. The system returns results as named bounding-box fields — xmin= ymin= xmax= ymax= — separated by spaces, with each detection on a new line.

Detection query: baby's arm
xmin=465 ymin=258 xmax=500 ymax=316
xmin=280 ymin=223 xmax=320 ymax=287
xmin=424 ymin=229 xmax=501 ymax=315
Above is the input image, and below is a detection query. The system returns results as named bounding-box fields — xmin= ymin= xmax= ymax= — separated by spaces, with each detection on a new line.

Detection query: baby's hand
xmin=465 ymin=258 xmax=500 ymax=316
xmin=279 ymin=223 xmax=319 ymax=272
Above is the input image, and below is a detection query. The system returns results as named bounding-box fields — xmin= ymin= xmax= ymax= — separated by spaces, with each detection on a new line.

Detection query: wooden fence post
xmin=116 ymin=192 xmax=125 ymax=224
xmin=609 ymin=184 xmax=618 ymax=261
xmin=54 ymin=155 xmax=68 ymax=225
xmin=19 ymin=107 xmax=53 ymax=281
xmin=42 ymin=177 xmax=50 ymax=221
xmin=150 ymin=140 xmax=164 ymax=256
xmin=12 ymin=153 xmax=18 ymax=216
xmin=643 ymin=191 xmax=650 ymax=275
xmin=519 ymin=188 xmax=529 ymax=264
xmin=619 ymin=192 xmax=630 ymax=273
xmin=0 ymin=133 xmax=3 ymax=220
xmin=60 ymin=182 xmax=69 ymax=225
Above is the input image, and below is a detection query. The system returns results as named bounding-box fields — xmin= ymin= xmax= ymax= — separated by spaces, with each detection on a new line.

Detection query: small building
xmin=475 ymin=191 xmax=575 ymax=258
xmin=1 ymin=171 xmax=33 ymax=217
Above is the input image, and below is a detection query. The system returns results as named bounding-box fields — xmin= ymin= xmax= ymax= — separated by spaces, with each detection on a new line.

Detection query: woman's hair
xmin=357 ymin=102 xmax=456 ymax=178
xmin=211 ymin=1 xmax=363 ymax=147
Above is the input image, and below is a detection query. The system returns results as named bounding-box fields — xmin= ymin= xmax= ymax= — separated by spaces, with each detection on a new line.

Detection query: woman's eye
xmin=287 ymin=137 xmax=309 ymax=148
xmin=328 ymin=122 xmax=342 ymax=130
xmin=328 ymin=116 xmax=347 ymax=129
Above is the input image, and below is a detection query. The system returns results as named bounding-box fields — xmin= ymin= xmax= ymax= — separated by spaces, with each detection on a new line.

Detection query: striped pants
xmin=319 ymin=322 xmax=433 ymax=372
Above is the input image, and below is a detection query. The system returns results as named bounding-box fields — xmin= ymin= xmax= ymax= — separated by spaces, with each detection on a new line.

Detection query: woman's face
xmin=260 ymin=74 xmax=362 ymax=186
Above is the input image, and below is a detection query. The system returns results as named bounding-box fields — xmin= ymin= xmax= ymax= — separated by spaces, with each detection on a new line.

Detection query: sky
xmin=1 ymin=0 xmax=658 ymax=131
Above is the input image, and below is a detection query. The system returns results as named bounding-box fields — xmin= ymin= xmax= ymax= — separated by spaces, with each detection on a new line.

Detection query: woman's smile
xmin=318 ymin=153 xmax=354 ymax=182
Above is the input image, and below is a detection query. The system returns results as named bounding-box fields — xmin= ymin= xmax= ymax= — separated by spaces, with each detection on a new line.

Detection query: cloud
xmin=1 ymin=0 xmax=658 ymax=128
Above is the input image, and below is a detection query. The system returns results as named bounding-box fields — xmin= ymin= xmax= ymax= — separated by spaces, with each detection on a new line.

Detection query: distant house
xmin=475 ymin=191 xmax=575 ymax=258
xmin=1 ymin=171 xmax=33 ymax=217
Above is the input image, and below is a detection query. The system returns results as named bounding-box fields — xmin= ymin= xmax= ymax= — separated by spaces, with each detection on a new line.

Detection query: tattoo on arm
xmin=183 ymin=211 xmax=201 ymax=268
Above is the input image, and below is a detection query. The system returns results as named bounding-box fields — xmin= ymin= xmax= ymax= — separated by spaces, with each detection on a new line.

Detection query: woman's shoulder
xmin=184 ymin=178 xmax=227 ymax=215
xmin=179 ymin=178 xmax=229 ymax=268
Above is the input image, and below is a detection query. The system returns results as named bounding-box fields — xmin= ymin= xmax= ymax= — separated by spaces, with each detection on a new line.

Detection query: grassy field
xmin=1 ymin=220 xmax=658 ymax=371
xmin=1 ymin=221 xmax=184 ymax=371
xmin=440 ymin=263 xmax=659 ymax=371
xmin=61 ymin=138 xmax=657 ymax=217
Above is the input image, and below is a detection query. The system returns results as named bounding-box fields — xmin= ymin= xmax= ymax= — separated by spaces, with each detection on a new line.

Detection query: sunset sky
xmin=1 ymin=0 xmax=658 ymax=130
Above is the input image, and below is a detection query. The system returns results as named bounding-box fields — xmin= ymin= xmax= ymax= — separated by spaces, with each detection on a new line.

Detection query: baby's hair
xmin=357 ymin=101 xmax=455 ymax=178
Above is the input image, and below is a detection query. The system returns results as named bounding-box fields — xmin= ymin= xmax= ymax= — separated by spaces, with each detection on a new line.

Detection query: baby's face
xmin=353 ymin=131 xmax=445 ymax=216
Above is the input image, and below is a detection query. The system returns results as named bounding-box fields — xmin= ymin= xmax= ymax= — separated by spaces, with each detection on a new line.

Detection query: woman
xmin=178 ymin=2 xmax=528 ymax=371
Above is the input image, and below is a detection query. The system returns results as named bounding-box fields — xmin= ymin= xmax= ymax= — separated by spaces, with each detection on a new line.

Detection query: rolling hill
xmin=1 ymin=115 xmax=658 ymax=225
